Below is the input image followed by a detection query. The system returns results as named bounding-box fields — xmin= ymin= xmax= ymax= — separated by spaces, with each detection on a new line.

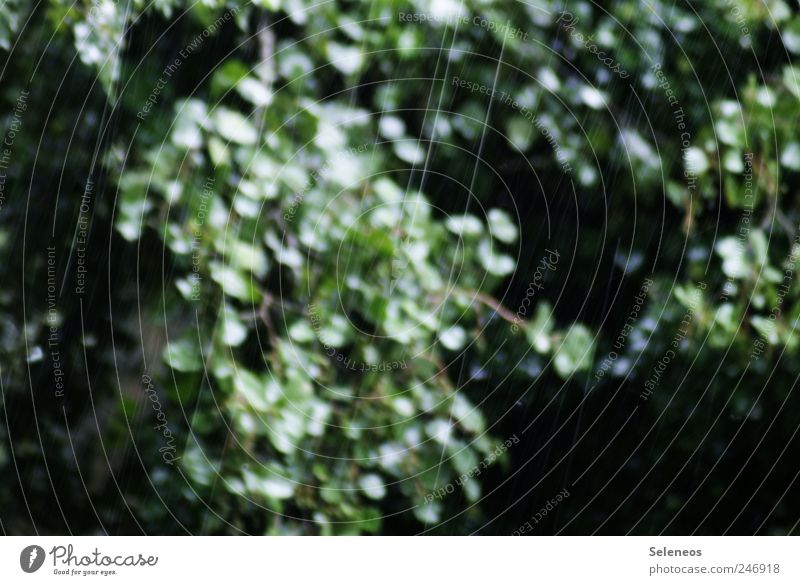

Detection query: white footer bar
xmin=0 ymin=537 xmax=795 ymax=583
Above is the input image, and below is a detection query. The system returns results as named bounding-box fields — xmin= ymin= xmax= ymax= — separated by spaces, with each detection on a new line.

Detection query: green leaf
xmin=236 ymin=77 xmax=272 ymax=107
xmin=171 ymin=116 xmax=202 ymax=150
xmin=553 ymin=324 xmax=594 ymax=377
xmin=213 ymin=108 xmax=258 ymax=145
xmin=487 ymin=209 xmax=518 ymax=243
xmin=783 ymin=65 xmax=800 ymax=100
xmin=781 ymin=17 xmax=800 ymax=54
xmin=478 ymin=239 xmax=516 ymax=276
xmin=326 ymin=42 xmax=363 ymax=75
xmin=684 ymin=147 xmax=709 ymax=175
xmin=208 ymin=136 xmax=230 ymax=167
xmin=751 ymin=316 xmax=779 ymax=345
xmin=526 ymin=302 xmax=554 ymax=352
xmin=163 ymin=340 xmax=203 ymax=373
xmin=716 ymin=237 xmax=748 ymax=279
xmin=393 ymin=140 xmax=426 ymax=164
xmin=506 ymin=117 xmax=534 ymax=151
xmin=209 ymin=262 xmax=261 ymax=302
xmin=226 ymin=240 xmax=269 ymax=279
xmin=780 ymin=142 xmax=800 ymax=171
xmin=445 ymin=214 xmax=483 ymax=237
xmin=219 ymin=307 xmax=248 ymax=346
xmin=452 ymin=394 xmax=485 ymax=433
xmin=379 ymin=116 xmax=405 ymax=139
xmin=358 ymin=474 xmax=386 ymax=500
xmin=243 ymin=468 xmax=294 ymax=500
xmin=211 ymin=59 xmax=249 ymax=96
xmin=440 ymin=325 xmax=467 ymax=351
xmin=234 ymin=369 xmax=278 ymax=411
xmin=414 ymin=502 xmax=441 ymax=524
xmin=579 ymin=86 xmax=606 ymax=109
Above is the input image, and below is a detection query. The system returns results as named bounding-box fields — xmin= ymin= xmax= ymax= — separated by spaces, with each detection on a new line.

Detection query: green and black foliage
xmin=0 ymin=0 xmax=798 ymax=534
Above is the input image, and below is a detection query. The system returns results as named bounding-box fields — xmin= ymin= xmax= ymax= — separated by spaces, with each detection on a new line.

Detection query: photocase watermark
xmin=423 ymin=434 xmax=519 ymax=503
xmin=472 ymin=15 xmax=528 ymax=41
xmin=751 ymin=225 xmax=800 ymax=360
xmin=398 ymin=12 xmax=528 ymax=40
xmin=46 ymin=245 xmax=65 ymax=398
xmin=594 ymin=277 xmax=653 ymax=380
xmin=74 ymin=177 xmax=94 ymax=295
xmin=0 ymin=89 xmax=29 ymax=217
xmin=20 ymin=545 xmax=46 ymax=573
xmin=307 ymin=303 xmax=407 ymax=372
xmin=640 ymin=281 xmax=706 ymax=401
xmin=21 ymin=543 xmax=158 ymax=576
xmin=397 ymin=11 xmax=470 ymax=25
xmin=48 ymin=544 xmax=158 ymax=575
xmin=511 ymin=249 xmax=560 ymax=333
xmin=137 ymin=7 xmax=239 ymax=121
xmin=652 ymin=63 xmax=698 ymax=199
xmin=719 ymin=153 xmax=755 ymax=303
xmin=723 ymin=0 xmax=752 ymax=45
xmin=528 ymin=115 xmax=574 ymax=174
xmin=452 ymin=77 xmax=574 ymax=174
xmin=283 ymin=143 xmax=370 ymax=222
xmin=189 ymin=177 xmax=214 ymax=302
xmin=556 ymin=11 xmax=629 ymax=79
xmin=512 ymin=488 xmax=571 ymax=534
xmin=141 ymin=374 xmax=180 ymax=465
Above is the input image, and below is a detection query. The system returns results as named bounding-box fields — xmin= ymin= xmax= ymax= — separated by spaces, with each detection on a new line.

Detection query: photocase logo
xmin=20 ymin=545 xmax=45 ymax=573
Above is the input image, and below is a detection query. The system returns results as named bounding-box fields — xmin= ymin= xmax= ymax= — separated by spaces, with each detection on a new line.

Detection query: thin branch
xmin=258 ymin=292 xmax=279 ymax=348
xmin=453 ymin=287 xmax=519 ymax=325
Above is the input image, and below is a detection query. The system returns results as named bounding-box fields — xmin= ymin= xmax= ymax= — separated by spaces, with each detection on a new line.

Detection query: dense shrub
xmin=0 ymin=0 xmax=798 ymax=534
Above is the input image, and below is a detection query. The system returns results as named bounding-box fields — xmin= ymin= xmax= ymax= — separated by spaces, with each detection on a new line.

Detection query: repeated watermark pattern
xmin=512 ymin=489 xmax=571 ymax=534
xmin=307 ymin=303 xmax=407 ymax=373
xmin=640 ymin=282 xmax=706 ymax=401
xmin=74 ymin=178 xmax=94 ymax=296
xmin=423 ymin=435 xmax=519 ymax=503
xmin=0 ymin=89 xmax=29 ymax=217
xmin=652 ymin=63 xmax=698 ymax=199
xmin=142 ymin=374 xmax=181 ymax=465
xmin=46 ymin=245 xmax=65 ymax=398
xmin=511 ymin=249 xmax=560 ymax=333
xmin=189 ymin=177 xmax=215 ymax=302
xmin=719 ymin=153 xmax=754 ymax=302
xmin=2 ymin=0 xmax=797 ymax=544
xmin=452 ymin=76 xmax=573 ymax=173
xmin=724 ymin=0 xmax=752 ymax=45
xmin=556 ymin=12 xmax=629 ymax=79
xmin=594 ymin=277 xmax=653 ymax=380
xmin=398 ymin=12 xmax=528 ymax=41
xmin=751 ymin=225 xmax=800 ymax=360
xmin=284 ymin=143 xmax=370 ymax=222
xmin=137 ymin=7 xmax=239 ymax=121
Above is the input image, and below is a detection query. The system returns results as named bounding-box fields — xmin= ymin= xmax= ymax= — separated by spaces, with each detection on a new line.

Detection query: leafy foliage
xmin=0 ymin=0 xmax=798 ymax=534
